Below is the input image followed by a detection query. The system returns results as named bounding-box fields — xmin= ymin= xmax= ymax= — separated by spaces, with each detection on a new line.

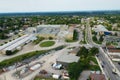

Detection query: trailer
xmin=30 ymin=63 xmax=41 ymax=71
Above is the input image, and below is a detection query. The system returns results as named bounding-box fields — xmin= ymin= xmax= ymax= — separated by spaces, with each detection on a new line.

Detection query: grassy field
xmin=40 ymin=41 xmax=55 ymax=47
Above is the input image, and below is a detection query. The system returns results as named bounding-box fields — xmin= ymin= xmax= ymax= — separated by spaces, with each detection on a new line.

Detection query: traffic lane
xmin=113 ymin=62 xmax=120 ymax=71
xmin=98 ymin=53 xmax=119 ymax=80
xmin=97 ymin=54 xmax=117 ymax=80
xmin=86 ymin=22 xmax=119 ymax=79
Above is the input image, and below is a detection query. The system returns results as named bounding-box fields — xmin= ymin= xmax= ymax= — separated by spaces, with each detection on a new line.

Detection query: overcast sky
xmin=0 ymin=0 xmax=120 ymax=13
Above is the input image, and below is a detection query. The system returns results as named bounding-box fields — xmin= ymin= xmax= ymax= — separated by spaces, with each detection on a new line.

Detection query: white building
xmin=92 ymin=25 xmax=108 ymax=32
xmin=0 ymin=34 xmax=35 ymax=54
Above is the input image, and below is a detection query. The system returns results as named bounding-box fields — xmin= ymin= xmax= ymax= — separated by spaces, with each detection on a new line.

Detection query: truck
xmin=112 ymin=69 xmax=117 ymax=74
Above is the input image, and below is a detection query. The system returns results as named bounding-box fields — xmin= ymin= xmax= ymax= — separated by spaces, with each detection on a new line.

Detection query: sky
xmin=0 ymin=0 xmax=120 ymax=13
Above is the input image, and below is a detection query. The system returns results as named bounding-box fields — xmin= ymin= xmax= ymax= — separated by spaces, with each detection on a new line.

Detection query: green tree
xmin=73 ymin=29 xmax=78 ymax=40
xmin=77 ymin=46 xmax=88 ymax=57
xmin=99 ymin=35 xmax=104 ymax=42
xmin=92 ymin=35 xmax=97 ymax=41
xmin=89 ymin=47 xmax=99 ymax=56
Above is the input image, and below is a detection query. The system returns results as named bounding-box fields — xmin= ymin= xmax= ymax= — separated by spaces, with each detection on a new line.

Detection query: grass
xmin=65 ymin=39 xmax=77 ymax=43
xmin=94 ymin=41 xmax=102 ymax=44
xmin=79 ymin=40 xmax=86 ymax=44
xmin=88 ymin=56 xmax=101 ymax=71
xmin=40 ymin=41 xmax=55 ymax=47
xmin=0 ymin=50 xmax=47 ymax=68
xmin=34 ymin=76 xmax=55 ymax=80
xmin=33 ymin=36 xmax=45 ymax=44
xmin=89 ymin=56 xmax=98 ymax=65
xmin=0 ymin=45 xmax=65 ymax=69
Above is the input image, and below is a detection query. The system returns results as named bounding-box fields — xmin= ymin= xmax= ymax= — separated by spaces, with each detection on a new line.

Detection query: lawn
xmin=34 ymin=77 xmax=55 ymax=80
xmin=40 ymin=41 xmax=55 ymax=47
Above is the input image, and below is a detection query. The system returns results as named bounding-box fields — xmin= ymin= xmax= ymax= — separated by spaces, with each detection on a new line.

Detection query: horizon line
xmin=0 ymin=10 xmax=120 ymax=14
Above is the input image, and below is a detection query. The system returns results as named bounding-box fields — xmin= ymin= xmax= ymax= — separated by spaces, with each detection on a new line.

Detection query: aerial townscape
xmin=0 ymin=0 xmax=120 ymax=80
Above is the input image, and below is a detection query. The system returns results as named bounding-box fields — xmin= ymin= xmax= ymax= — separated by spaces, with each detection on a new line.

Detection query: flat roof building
xmin=36 ymin=25 xmax=61 ymax=38
xmin=92 ymin=25 xmax=111 ymax=35
xmin=56 ymin=52 xmax=80 ymax=67
xmin=104 ymin=36 xmax=120 ymax=43
xmin=92 ymin=25 xmax=108 ymax=32
xmin=0 ymin=34 xmax=35 ymax=54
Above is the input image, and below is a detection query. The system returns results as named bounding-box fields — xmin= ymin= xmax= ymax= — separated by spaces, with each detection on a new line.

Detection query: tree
xmin=89 ymin=47 xmax=99 ymax=56
xmin=77 ymin=46 xmax=88 ymax=57
xmin=99 ymin=35 xmax=104 ymax=42
xmin=6 ymin=50 xmax=13 ymax=55
xmin=92 ymin=35 xmax=97 ymax=41
xmin=73 ymin=29 xmax=78 ymax=40
xmin=48 ymin=37 xmax=53 ymax=40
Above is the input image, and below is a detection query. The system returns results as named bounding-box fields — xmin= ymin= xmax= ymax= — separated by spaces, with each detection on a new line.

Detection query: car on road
xmin=112 ymin=69 xmax=117 ymax=75
xmin=103 ymin=61 xmax=106 ymax=65
xmin=118 ymin=62 xmax=120 ymax=65
xmin=101 ymin=64 xmax=104 ymax=68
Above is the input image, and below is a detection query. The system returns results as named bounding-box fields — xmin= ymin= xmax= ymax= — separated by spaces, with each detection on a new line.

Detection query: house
xmin=90 ymin=72 xmax=106 ymax=80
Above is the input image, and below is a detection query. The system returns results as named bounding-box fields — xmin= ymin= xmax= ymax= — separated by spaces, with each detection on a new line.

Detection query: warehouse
xmin=0 ymin=34 xmax=35 ymax=54
xmin=36 ymin=25 xmax=61 ymax=38
xmin=56 ymin=53 xmax=80 ymax=67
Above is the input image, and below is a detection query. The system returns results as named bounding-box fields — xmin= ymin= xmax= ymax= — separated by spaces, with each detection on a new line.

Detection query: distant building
xmin=36 ymin=25 xmax=61 ymax=39
xmin=65 ymin=26 xmax=74 ymax=40
xmin=26 ymin=25 xmax=74 ymax=40
xmin=26 ymin=27 xmax=37 ymax=34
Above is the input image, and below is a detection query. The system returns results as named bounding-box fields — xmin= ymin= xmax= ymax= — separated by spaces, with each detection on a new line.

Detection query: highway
xmin=85 ymin=20 xmax=120 ymax=80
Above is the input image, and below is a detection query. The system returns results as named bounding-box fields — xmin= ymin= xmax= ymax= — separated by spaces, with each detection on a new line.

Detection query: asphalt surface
xmin=85 ymin=21 xmax=120 ymax=80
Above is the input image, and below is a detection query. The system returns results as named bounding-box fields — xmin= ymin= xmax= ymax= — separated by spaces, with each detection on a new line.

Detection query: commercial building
xmin=36 ymin=25 xmax=61 ymax=38
xmin=104 ymin=36 xmax=120 ymax=43
xmin=0 ymin=34 xmax=35 ymax=54
xmin=56 ymin=53 xmax=79 ymax=67
xmin=110 ymin=55 xmax=120 ymax=62
xmin=65 ymin=26 xmax=74 ymax=40
xmin=106 ymin=46 xmax=120 ymax=62
xmin=92 ymin=25 xmax=111 ymax=35
xmin=56 ymin=47 xmax=80 ymax=67
xmin=26 ymin=25 xmax=74 ymax=40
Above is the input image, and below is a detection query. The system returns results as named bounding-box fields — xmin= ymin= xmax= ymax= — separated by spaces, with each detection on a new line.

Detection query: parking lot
xmin=0 ymin=47 xmax=68 ymax=80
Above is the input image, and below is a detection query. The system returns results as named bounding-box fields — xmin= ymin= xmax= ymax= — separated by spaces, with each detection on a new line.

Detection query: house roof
xmin=90 ymin=73 xmax=106 ymax=80
xmin=108 ymin=49 xmax=120 ymax=53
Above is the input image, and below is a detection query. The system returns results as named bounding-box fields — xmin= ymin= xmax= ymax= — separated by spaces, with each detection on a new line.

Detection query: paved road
xmin=85 ymin=20 xmax=120 ymax=80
